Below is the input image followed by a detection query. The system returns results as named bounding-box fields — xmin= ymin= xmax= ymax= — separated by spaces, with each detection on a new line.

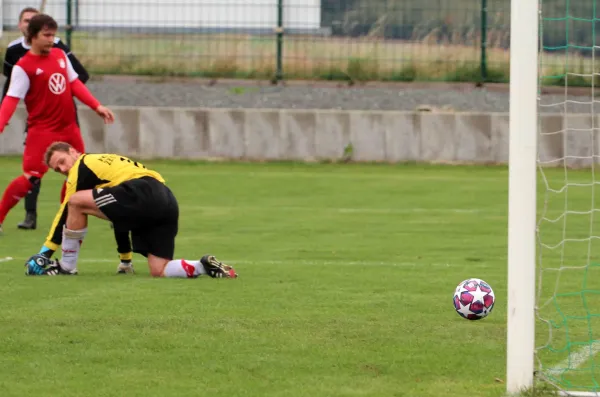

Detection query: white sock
xmin=163 ymin=259 xmax=207 ymax=278
xmin=61 ymin=227 xmax=87 ymax=271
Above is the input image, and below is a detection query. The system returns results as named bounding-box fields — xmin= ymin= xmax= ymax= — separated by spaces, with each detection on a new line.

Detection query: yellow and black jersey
xmin=44 ymin=153 xmax=165 ymax=250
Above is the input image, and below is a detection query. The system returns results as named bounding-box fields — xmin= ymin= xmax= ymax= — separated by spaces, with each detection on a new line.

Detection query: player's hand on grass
xmin=24 ymin=254 xmax=56 ymax=275
xmin=95 ymin=105 xmax=115 ymax=124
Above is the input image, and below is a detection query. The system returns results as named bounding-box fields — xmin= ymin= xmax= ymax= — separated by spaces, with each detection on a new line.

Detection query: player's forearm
xmin=71 ymin=79 xmax=100 ymax=110
xmin=45 ymin=203 xmax=69 ymax=250
xmin=0 ymin=96 xmax=19 ymax=130
xmin=40 ymin=242 xmax=58 ymax=256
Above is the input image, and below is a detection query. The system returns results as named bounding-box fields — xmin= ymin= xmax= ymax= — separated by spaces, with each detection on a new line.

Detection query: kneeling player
xmin=24 ymin=142 xmax=238 ymax=278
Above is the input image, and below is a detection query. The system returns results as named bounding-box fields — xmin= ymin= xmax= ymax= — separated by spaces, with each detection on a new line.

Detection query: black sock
xmin=24 ymin=177 xmax=41 ymax=214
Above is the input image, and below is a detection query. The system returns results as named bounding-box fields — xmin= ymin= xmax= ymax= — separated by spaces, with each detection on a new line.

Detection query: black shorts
xmin=92 ymin=176 xmax=179 ymax=259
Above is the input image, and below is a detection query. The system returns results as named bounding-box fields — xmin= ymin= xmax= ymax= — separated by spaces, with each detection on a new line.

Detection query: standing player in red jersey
xmin=0 ymin=14 xmax=114 ymax=236
xmin=3 ymin=7 xmax=91 ymax=230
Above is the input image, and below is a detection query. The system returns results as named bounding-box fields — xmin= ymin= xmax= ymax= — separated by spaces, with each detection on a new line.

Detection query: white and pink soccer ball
xmin=453 ymin=278 xmax=495 ymax=320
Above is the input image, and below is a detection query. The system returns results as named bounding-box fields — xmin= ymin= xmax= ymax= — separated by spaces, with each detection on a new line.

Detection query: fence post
xmin=275 ymin=0 xmax=284 ymax=82
xmin=480 ymin=0 xmax=488 ymax=82
xmin=66 ymin=0 xmax=73 ymax=50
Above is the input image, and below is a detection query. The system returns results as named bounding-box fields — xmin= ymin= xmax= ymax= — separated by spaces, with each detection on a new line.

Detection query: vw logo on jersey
xmin=48 ymin=73 xmax=66 ymax=95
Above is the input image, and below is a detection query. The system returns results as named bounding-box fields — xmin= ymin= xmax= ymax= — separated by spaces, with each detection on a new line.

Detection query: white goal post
xmin=508 ymin=0 xmax=600 ymax=394
xmin=506 ymin=0 xmax=539 ymax=394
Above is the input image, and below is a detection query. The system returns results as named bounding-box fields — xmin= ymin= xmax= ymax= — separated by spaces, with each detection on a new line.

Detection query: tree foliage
xmin=321 ymin=0 xmax=599 ymax=54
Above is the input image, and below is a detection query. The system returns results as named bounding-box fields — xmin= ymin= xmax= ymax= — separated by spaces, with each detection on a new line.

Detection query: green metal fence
xmin=1 ymin=1 xmax=513 ymax=82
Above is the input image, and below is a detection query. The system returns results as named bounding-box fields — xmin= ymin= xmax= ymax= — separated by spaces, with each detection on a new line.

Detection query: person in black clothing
xmin=2 ymin=7 xmax=89 ymax=230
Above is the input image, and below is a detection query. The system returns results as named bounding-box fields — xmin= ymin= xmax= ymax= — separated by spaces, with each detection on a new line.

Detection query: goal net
xmin=515 ymin=0 xmax=600 ymax=395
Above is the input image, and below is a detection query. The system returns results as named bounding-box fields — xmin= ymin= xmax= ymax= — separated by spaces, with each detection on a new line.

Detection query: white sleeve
xmin=65 ymin=52 xmax=78 ymax=82
xmin=6 ymin=65 xmax=29 ymax=99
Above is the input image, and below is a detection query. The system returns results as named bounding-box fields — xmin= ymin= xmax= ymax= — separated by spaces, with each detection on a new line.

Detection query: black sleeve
xmin=2 ymin=51 xmax=14 ymax=101
xmin=55 ymin=40 xmax=89 ymax=84
xmin=2 ymin=69 xmax=11 ymax=101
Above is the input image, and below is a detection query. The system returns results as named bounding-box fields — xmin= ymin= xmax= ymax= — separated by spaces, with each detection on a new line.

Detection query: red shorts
xmin=23 ymin=125 xmax=85 ymax=177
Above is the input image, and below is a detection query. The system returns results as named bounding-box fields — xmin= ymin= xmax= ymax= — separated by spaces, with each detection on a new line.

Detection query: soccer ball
xmin=453 ymin=278 xmax=495 ymax=320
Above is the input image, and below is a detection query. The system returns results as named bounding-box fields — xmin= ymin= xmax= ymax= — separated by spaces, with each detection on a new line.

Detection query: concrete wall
xmin=0 ymin=107 xmax=597 ymax=167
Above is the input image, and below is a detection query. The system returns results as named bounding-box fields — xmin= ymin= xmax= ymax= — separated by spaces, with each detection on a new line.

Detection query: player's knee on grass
xmin=147 ymin=255 xmax=169 ymax=277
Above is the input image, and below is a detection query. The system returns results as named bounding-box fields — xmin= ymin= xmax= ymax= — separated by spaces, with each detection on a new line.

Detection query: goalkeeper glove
xmin=25 ymin=254 xmax=60 ymax=276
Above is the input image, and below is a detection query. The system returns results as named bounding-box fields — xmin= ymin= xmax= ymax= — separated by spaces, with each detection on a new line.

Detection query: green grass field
xmin=0 ymin=156 xmax=599 ymax=396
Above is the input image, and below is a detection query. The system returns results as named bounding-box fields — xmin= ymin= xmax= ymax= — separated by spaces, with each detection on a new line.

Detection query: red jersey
xmin=6 ymin=47 xmax=79 ymax=133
